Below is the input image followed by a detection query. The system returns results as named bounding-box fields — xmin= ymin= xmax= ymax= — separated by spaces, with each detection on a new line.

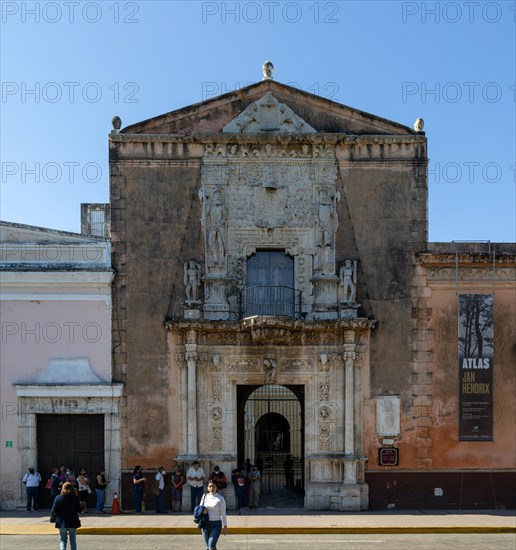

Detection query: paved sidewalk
xmin=1 ymin=509 xmax=514 ymax=535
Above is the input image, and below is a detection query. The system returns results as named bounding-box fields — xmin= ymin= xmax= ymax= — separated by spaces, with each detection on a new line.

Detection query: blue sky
xmin=1 ymin=0 xmax=515 ymax=242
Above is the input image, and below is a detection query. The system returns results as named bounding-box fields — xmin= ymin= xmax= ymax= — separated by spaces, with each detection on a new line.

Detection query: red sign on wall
xmin=378 ymin=448 xmax=398 ymax=466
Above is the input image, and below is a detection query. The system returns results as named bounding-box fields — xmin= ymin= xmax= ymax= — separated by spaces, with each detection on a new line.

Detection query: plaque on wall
xmin=378 ymin=447 xmax=398 ymax=466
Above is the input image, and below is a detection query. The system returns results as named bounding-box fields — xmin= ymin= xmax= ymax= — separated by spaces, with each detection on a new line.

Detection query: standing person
xmin=248 ymin=464 xmax=261 ymax=509
xmin=95 ymin=467 xmax=110 ymax=514
xmin=201 ymin=481 xmax=227 ymax=550
xmin=66 ymin=468 xmax=77 ymax=488
xmin=132 ymin=465 xmax=147 ymax=513
xmin=76 ymin=468 xmax=91 ymax=513
xmin=209 ymin=465 xmax=227 ymax=496
xmin=171 ymin=464 xmax=184 ymax=512
xmin=22 ymin=466 xmax=42 ymax=512
xmin=50 ymin=468 xmax=61 ymax=501
xmin=231 ymin=468 xmax=245 ymax=513
xmin=283 ymin=455 xmax=294 ymax=488
xmin=58 ymin=465 xmax=68 ymax=488
xmin=186 ymin=460 xmax=205 ymax=512
xmin=51 ymin=481 xmax=82 ymax=550
xmin=154 ymin=466 xmax=167 ymax=514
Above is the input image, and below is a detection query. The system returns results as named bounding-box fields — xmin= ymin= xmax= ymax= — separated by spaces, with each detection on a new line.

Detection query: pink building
xmin=0 ymin=219 xmax=121 ymax=510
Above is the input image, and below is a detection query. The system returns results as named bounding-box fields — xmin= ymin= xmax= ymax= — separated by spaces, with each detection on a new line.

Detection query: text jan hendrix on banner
xmin=458 ymin=294 xmax=494 ymax=441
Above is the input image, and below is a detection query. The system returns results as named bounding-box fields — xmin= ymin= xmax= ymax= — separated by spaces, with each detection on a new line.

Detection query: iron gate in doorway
xmin=237 ymin=385 xmax=304 ymax=505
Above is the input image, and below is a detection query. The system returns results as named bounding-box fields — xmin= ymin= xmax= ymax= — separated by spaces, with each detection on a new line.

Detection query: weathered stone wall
xmin=110 ymin=141 xmax=204 ymax=467
xmin=110 ymin=129 xmax=427 ymax=470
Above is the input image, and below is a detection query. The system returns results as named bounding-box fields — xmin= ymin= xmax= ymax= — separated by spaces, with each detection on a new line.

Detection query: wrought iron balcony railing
xmin=239 ymin=286 xmax=302 ymax=319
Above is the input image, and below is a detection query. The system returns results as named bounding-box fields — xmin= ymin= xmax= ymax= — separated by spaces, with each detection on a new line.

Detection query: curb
xmin=2 ymin=526 xmax=515 ymax=536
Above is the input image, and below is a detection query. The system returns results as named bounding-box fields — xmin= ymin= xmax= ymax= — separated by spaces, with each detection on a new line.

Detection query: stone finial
xmin=111 ymin=115 xmax=122 ymax=134
xmin=414 ymin=117 xmax=424 ymax=133
xmin=262 ymin=60 xmax=274 ymax=81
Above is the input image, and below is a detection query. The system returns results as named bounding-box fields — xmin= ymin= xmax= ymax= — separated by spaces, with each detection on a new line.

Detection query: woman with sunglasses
xmin=200 ymin=481 xmax=227 ymax=550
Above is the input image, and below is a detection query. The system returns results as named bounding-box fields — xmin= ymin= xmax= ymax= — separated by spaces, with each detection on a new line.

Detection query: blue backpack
xmin=193 ymin=495 xmax=208 ymax=529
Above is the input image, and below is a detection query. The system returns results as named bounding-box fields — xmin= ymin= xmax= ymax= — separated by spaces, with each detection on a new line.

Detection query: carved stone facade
xmin=168 ymin=318 xmax=372 ymax=510
xmin=109 ymin=76 xmax=515 ymax=511
xmin=200 ymin=132 xmax=340 ymax=320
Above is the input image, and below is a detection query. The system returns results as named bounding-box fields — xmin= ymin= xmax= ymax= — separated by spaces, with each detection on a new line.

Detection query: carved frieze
xmin=426 ymin=266 xmax=516 ymax=281
xmin=282 ymin=359 xmax=310 ymax=371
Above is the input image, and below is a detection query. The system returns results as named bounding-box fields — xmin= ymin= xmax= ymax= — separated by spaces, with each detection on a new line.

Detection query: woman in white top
xmin=201 ymin=481 xmax=227 ymax=550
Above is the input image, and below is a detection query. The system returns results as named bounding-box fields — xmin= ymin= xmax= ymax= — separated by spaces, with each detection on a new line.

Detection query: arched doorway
xmin=255 ymin=412 xmax=290 ymax=453
xmin=237 ymin=384 xmax=304 ymax=508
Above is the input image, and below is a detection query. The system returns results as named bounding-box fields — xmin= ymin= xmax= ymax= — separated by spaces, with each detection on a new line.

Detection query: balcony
xmin=239 ymin=286 xmax=302 ymax=319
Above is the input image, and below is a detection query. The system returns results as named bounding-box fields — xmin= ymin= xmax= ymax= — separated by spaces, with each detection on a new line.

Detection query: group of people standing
xmin=23 ymin=465 xmax=110 ymax=515
xmin=132 ymin=463 xmax=184 ymax=514
xmin=21 ymin=464 xmax=110 ymax=550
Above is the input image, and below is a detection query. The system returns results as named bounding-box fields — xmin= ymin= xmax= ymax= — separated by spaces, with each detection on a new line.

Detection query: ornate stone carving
xmin=314 ymin=187 xmax=339 ymax=273
xmin=339 ymin=260 xmax=357 ymax=303
xmin=319 ymin=424 xmax=331 ymax=450
xmin=262 ymin=358 xmax=278 ymax=384
xmin=206 ymin=189 xmax=227 ymax=267
xmin=212 ymin=426 xmax=222 ymax=450
xmin=319 ymin=353 xmax=330 ymax=371
xmin=283 ymin=359 xmax=308 ymax=371
xmin=223 ymin=92 xmax=316 ymax=134
xmin=319 ymin=377 xmax=330 ymax=401
xmin=228 ymin=359 xmax=257 ymax=372
xmin=319 ymin=404 xmax=335 ymax=421
xmin=211 ymin=378 xmax=222 ymax=401
xmin=426 ymin=266 xmax=516 ymax=281
xmin=212 ymin=354 xmax=223 ymax=371
xmin=210 ymin=404 xmax=224 ymax=423
xmin=250 ymin=326 xmax=292 ymax=345
xmin=184 ymin=261 xmax=202 ymax=302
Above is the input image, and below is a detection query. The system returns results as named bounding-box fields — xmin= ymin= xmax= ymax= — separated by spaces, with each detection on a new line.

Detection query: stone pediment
xmin=120 ymin=80 xmax=416 ymax=136
xmin=222 ymin=92 xmax=315 ymax=134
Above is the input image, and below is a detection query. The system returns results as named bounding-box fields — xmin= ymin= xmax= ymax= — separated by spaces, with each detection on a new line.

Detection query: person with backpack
xmin=51 ymin=481 xmax=82 ymax=550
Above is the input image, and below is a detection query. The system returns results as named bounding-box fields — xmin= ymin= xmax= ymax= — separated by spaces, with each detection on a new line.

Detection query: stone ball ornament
xmin=262 ymin=60 xmax=274 ymax=80
xmin=414 ymin=117 xmax=425 ymax=132
xmin=111 ymin=115 xmax=122 ymax=132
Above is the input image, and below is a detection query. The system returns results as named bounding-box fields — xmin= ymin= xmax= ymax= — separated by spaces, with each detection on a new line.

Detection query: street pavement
xmin=0 ymin=507 xmax=514 ymax=536
xmin=0 ymin=533 xmax=515 ymax=550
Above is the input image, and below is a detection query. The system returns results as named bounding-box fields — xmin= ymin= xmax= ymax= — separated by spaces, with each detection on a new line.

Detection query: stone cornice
xmin=166 ymin=316 xmax=375 ymax=347
xmin=110 ymin=132 xmax=426 ymax=147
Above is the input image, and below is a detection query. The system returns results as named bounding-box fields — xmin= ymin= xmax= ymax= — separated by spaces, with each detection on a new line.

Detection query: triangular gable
xmin=121 ymin=80 xmax=415 ymax=136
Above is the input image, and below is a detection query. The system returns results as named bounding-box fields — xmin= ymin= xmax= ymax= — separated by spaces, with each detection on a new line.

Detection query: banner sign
xmin=458 ymin=294 xmax=494 ymax=441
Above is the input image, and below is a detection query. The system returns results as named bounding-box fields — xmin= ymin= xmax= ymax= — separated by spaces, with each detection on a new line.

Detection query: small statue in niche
xmin=315 ymin=188 xmax=336 ymax=259
xmin=340 ymin=260 xmax=357 ymax=303
xmin=206 ymin=189 xmax=227 ymax=264
xmin=263 ymin=358 xmax=277 ymax=384
xmin=184 ymin=261 xmax=202 ymax=302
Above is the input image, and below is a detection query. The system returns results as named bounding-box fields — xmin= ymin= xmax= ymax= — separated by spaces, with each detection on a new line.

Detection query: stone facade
xmin=109 ymin=76 xmax=515 ymax=510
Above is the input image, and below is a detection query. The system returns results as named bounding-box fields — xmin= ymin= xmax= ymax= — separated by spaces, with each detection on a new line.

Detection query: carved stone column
xmin=185 ymin=330 xmax=198 ymax=456
xmin=343 ymin=330 xmax=356 ymax=455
